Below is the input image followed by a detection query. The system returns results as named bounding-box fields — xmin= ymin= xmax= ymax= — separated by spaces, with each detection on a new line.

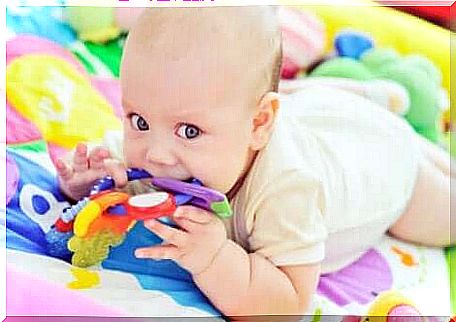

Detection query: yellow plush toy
xmin=6 ymin=54 xmax=121 ymax=148
xmin=363 ymin=290 xmax=419 ymax=322
xmin=341 ymin=290 xmax=432 ymax=322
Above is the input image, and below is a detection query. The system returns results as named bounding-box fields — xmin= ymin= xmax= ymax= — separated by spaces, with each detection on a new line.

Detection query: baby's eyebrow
xmin=121 ymin=99 xmax=136 ymax=111
xmin=169 ymin=108 xmax=212 ymax=124
xmin=121 ymin=99 xmax=212 ymax=126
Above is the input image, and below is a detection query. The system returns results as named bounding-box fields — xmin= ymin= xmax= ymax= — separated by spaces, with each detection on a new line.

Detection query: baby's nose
xmin=145 ymin=143 xmax=178 ymax=167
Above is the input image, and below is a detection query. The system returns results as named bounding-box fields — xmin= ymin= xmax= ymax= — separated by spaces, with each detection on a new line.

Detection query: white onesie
xmin=227 ymin=86 xmax=421 ymax=273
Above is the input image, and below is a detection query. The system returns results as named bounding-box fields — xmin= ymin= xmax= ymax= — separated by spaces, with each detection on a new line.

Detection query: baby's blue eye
xmin=130 ymin=114 xmax=149 ymax=131
xmin=176 ymin=124 xmax=201 ymax=140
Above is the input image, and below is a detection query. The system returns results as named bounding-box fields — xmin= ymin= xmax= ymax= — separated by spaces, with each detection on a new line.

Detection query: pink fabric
xmin=279 ymin=6 xmax=326 ymax=79
xmin=6 ymin=100 xmax=42 ymax=144
xmin=281 ymin=56 xmax=301 ymax=80
xmin=47 ymin=142 xmax=70 ymax=165
xmin=7 ymin=35 xmax=87 ymax=75
xmin=7 ymin=263 xmax=123 ymax=316
xmin=91 ymin=76 xmax=123 ymax=119
xmin=6 ymin=154 xmax=19 ymax=205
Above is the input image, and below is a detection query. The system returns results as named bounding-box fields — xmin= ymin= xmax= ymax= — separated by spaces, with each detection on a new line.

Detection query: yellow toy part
xmin=365 ymin=290 xmax=415 ymax=317
xmin=79 ymin=26 xmax=121 ymax=44
xmin=73 ymin=201 xmax=102 ymax=238
xmin=6 ymin=54 xmax=121 ymax=149
xmin=279 ymin=0 xmax=451 ymax=96
xmin=67 ymin=267 xmax=100 ymax=290
xmin=73 ymin=192 xmax=130 ymax=238
xmin=362 ymin=290 xmax=423 ymax=322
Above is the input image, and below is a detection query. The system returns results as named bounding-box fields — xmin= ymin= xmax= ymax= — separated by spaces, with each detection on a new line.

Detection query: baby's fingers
xmin=173 ymin=206 xmax=213 ymax=224
xmin=55 ymin=158 xmax=73 ymax=180
xmin=135 ymin=245 xmax=179 ymax=260
xmin=88 ymin=147 xmax=111 ymax=170
xmin=103 ymin=159 xmax=128 ymax=188
xmin=73 ymin=143 xmax=89 ymax=172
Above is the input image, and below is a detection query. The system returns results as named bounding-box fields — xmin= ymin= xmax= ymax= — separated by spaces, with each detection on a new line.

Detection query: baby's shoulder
xmin=243 ymin=125 xmax=323 ymax=202
xmin=260 ymin=111 xmax=324 ymax=179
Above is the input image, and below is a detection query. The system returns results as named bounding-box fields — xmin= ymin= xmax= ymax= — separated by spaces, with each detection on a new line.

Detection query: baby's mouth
xmin=150 ymin=172 xmax=195 ymax=183
xmin=158 ymin=174 xmax=194 ymax=182
xmin=142 ymin=167 xmax=192 ymax=182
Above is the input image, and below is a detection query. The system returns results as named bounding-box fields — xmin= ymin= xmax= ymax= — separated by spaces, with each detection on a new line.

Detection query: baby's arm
xmin=194 ymin=240 xmax=321 ymax=317
xmin=136 ymin=204 xmax=321 ymax=317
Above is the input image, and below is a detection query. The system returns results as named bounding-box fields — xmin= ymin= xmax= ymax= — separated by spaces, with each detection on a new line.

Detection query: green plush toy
xmin=309 ymin=48 xmax=447 ymax=143
xmin=65 ymin=7 xmax=121 ymax=43
xmin=446 ymin=246 xmax=456 ymax=314
xmin=65 ymin=7 xmax=144 ymax=44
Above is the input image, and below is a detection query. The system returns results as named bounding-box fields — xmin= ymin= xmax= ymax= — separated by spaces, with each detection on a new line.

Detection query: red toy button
xmin=125 ymin=192 xmax=176 ymax=220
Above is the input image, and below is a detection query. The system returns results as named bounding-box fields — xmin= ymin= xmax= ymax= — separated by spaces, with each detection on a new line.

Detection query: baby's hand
xmin=135 ymin=205 xmax=228 ymax=275
xmin=56 ymin=143 xmax=128 ymax=201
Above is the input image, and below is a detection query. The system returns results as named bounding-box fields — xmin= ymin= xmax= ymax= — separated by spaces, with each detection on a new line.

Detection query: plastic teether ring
xmin=74 ymin=192 xmax=129 ymax=237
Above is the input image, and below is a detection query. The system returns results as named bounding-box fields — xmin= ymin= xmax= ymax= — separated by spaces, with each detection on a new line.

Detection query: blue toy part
xmin=90 ymin=168 xmax=153 ymax=193
xmin=335 ymin=31 xmax=375 ymax=60
xmin=44 ymin=197 xmax=92 ymax=259
xmin=45 ymin=228 xmax=73 ymax=261
xmin=6 ymin=148 xmax=70 ymax=255
xmin=61 ymin=197 xmax=89 ymax=223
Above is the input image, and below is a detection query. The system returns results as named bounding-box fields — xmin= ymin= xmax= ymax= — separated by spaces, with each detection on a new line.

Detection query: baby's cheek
xmin=185 ymin=158 xmax=224 ymax=192
xmin=123 ymin=144 xmax=142 ymax=166
xmin=206 ymin=160 xmax=243 ymax=194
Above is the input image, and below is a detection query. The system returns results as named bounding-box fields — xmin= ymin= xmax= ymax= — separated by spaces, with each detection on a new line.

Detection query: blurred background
xmin=4 ymin=1 xmax=456 ymax=317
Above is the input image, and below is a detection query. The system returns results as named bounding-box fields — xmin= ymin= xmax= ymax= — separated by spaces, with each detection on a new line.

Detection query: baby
xmin=56 ymin=6 xmax=455 ymax=317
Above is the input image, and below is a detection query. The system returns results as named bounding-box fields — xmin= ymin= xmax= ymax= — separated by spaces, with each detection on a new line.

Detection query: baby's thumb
xmin=103 ymin=159 xmax=128 ymax=188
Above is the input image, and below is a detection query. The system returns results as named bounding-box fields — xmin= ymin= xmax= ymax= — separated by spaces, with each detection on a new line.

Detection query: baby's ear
xmin=250 ymin=92 xmax=280 ymax=150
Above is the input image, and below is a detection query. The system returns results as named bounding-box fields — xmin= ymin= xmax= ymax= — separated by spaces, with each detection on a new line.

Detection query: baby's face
xmin=121 ymin=49 xmax=257 ymax=194
xmin=120 ymin=7 xmax=280 ymax=194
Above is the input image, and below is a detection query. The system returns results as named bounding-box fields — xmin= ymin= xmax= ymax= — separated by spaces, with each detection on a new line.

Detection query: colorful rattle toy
xmin=45 ymin=168 xmax=232 ymax=267
xmin=343 ymin=290 xmax=439 ymax=322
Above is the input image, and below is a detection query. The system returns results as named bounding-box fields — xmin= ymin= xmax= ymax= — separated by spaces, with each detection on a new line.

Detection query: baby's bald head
xmin=122 ymin=6 xmax=282 ymax=109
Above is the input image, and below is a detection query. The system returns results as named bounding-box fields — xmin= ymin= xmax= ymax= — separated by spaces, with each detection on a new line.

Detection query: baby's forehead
xmin=123 ymin=6 xmax=281 ymax=100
